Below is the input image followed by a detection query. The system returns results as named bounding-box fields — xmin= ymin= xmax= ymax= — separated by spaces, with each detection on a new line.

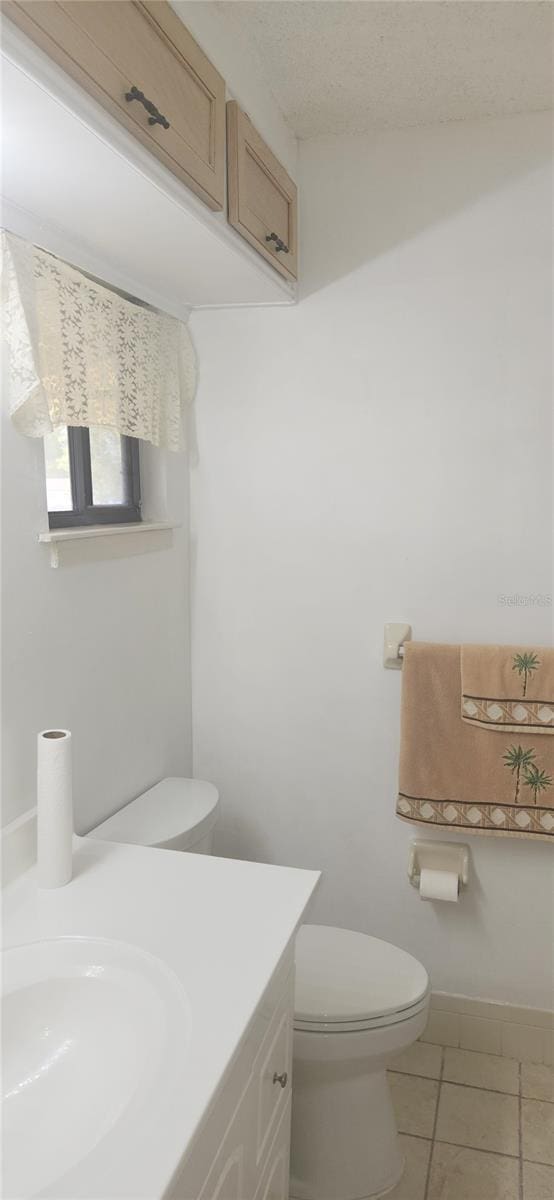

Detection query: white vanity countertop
xmin=3 ymin=836 xmax=320 ymax=1199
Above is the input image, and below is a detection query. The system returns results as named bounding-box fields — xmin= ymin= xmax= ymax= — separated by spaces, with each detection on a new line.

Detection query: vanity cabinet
xmin=3 ymin=1 xmax=226 ymax=210
xmin=226 ymin=101 xmax=298 ymax=282
xmin=168 ymin=952 xmax=295 ymax=1200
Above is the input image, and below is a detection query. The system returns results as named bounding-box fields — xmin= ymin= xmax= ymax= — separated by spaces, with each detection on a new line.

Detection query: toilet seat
xmin=294 ymin=924 xmax=429 ymax=1033
xmin=294 ymin=993 xmax=429 ymax=1034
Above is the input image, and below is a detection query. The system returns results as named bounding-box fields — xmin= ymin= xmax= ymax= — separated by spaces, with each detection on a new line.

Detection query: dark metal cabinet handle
xmin=266 ymin=232 xmax=289 ymax=254
xmin=273 ymin=1071 xmax=288 ymax=1088
xmin=125 ymin=85 xmax=170 ymax=130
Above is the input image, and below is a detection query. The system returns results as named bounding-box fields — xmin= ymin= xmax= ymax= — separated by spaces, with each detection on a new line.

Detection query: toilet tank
xmin=87 ymin=777 xmax=220 ymax=854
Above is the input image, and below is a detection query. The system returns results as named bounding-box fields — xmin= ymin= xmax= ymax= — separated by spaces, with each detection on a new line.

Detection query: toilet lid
xmin=88 ymin=777 xmax=219 ymax=849
xmin=294 ymin=925 xmax=429 ymax=1025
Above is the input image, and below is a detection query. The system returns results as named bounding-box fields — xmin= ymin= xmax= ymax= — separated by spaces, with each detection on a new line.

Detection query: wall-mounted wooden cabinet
xmin=4 ymin=0 xmax=226 ymax=211
xmin=4 ymin=2 xmax=299 ymax=290
xmin=227 ymin=100 xmax=298 ymax=282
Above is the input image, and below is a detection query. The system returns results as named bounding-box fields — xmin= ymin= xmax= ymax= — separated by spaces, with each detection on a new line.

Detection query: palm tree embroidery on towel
xmin=503 ymin=745 xmax=536 ymax=804
xmin=503 ymin=744 xmax=552 ymax=804
xmin=512 ymin=651 xmax=540 ymax=697
xmin=523 ymin=764 xmax=553 ymax=806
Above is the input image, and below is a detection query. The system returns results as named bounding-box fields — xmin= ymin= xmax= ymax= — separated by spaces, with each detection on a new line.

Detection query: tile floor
xmin=386 ymin=1043 xmax=554 ymax=1199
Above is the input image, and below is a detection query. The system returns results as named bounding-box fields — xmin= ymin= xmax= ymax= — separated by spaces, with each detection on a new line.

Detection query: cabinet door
xmin=4 ymin=1 xmax=225 ymax=210
xmin=201 ymin=1148 xmax=245 ymax=1200
xmin=226 ymin=101 xmax=297 ymax=281
xmin=253 ymin=1098 xmax=292 ymax=1200
xmin=197 ymin=1077 xmax=257 ymax=1200
xmin=253 ymin=989 xmax=293 ymax=1170
xmin=163 ymin=951 xmax=296 ymax=1200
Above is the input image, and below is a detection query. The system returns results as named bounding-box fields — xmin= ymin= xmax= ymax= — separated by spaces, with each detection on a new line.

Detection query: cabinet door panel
xmin=5 ymin=1 xmax=225 ymax=209
xmin=254 ymin=972 xmax=294 ymax=1168
xmin=254 ymin=1098 xmax=292 ymax=1200
xmin=202 ymin=1147 xmax=245 ymax=1200
xmin=227 ymin=101 xmax=297 ymax=280
xmin=198 ymin=1077 xmax=256 ymax=1200
xmin=244 ymin=151 xmax=290 ymax=237
xmin=162 ymin=951 xmax=296 ymax=1200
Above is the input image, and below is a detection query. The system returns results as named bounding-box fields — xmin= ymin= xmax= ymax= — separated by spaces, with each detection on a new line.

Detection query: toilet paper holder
xmin=408 ymin=840 xmax=470 ymax=890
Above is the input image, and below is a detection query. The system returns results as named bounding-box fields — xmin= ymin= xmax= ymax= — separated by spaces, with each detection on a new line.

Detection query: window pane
xmin=44 ymin=427 xmax=72 ymax=511
xmin=90 ymin=428 xmax=126 ymax=506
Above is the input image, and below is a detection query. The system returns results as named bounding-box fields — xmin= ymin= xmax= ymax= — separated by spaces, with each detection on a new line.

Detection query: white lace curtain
xmin=1 ymin=230 xmax=196 ymax=451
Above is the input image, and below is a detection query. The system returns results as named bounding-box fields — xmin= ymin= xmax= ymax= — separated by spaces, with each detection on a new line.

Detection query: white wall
xmin=1 ymin=413 xmax=192 ymax=834
xmin=190 ymin=111 xmax=553 ymax=1009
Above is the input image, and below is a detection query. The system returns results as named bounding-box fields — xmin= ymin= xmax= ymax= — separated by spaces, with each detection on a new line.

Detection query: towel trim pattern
xmin=461 ymin=696 xmax=554 ymax=731
xmin=397 ymin=793 xmax=553 ymax=839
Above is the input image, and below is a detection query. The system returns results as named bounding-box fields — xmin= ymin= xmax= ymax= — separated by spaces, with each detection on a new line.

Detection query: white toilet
xmin=88 ymin=776 xmax=220 ymax=853
xmin=290 ymin=925 xmax=430 ymax=1200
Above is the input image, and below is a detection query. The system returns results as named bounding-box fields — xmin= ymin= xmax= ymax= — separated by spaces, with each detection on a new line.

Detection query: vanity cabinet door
xmin=253 ymin=1098 xmax=292 ymax=1200
xmin=4 ymin=1 xmax=225 ymax=210
xmin=165 ymin=951 xmax=295 ymax=1200
xmin=253 ymin=971 xmax=294 ymax=1171
xmin=226 ymin=101 xmax=298 ymax=281
xmin=197 ymin=1078 xmax=257 ymax=1200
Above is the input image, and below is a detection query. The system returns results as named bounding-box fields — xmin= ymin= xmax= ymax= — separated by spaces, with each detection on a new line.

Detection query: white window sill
xmin=39 ymin=521 xmax=179 ymax=567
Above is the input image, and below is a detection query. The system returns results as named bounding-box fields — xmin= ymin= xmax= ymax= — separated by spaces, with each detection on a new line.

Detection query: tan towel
xmin=397 ymin=642 xmax=554 ymax=841
xmin=461 ymin=644 xmax=554 ymax=735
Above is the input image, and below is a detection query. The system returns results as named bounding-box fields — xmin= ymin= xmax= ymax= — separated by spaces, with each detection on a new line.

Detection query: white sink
xmin=2 ymin=937 xmax=190 ymax=1199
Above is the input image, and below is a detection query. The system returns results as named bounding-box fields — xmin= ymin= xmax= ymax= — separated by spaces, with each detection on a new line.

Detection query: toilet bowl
xmin=87 ymin=776 xmax=220 ymax=854
xmin=290 ymin=925 xmax=430 ymax=1200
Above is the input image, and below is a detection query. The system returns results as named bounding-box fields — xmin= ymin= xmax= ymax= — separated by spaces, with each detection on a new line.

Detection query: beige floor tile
xmin=523 ymin=1161 xmax=554 ymax=1200
xmin=389 ymin=1040 xmax=442 ymax=1079
xmin=443 ymin=1048 xmax=519 ymax=1094
xmin=522 ymin=1064 xmax=554 ymax=1103
xmin=435 ymin=1082 xmax=519 ymax=1155
xmin=522 ymin=1099 xmax=554 ymax=1166
xmin=389 ymin=1072 xmax=439 ymax=1138
xmin=502 ymin=1022 xmax=546 ymax=1064
xmin=385 ymin=1134 xmax=431 ymax=1200
xmin=428 ymin=1142 xmax=519 ymax=1200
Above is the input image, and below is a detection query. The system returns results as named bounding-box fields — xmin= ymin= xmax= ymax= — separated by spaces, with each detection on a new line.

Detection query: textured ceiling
xmin=214 ymin=0 xmax=553 ymax=138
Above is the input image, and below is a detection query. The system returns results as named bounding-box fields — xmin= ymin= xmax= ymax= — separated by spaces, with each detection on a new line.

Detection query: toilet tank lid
xmin=88 ymin=777 xmax=219 ymax=849
xmin=294 ymin=925 xmax=429 ymax=1025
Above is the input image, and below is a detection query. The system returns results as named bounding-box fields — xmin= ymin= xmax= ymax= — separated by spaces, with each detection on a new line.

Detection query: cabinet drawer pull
xmin=272 ymin=1071 xmax=288 ymax=1088
xmin=265 ymin=232 xmax=289 ymax=254
xmin=125 ymin=85 xmax=170 ymax=130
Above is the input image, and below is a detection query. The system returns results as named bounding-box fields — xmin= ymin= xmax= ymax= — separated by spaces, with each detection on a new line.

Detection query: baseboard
xmin=421 ymin=990 xmax=553 ymax=1065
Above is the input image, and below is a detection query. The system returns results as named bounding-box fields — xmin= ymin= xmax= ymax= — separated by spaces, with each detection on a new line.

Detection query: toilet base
xmin=290 ymin=1062 xmax=404 ymax=1200
xmin=291 ymin=1164 xmax=406 ymax=1200
xmin=290 ymin=1007 xmax=428 ymax=1200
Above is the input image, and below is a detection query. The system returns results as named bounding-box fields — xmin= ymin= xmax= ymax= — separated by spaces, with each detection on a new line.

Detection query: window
xmin=44 ymin=426 xmax=141 ymax=529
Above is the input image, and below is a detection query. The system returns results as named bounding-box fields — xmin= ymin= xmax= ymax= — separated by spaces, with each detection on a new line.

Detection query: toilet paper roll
xmin=419 ymin=867 xmax=459 ymax=902
xmin=37 ymin=729 xmax=73 ymax=889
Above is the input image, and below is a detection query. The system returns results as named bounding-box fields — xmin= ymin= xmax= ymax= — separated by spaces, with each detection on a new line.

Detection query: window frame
xmin=48 ymin=427 xmax=142 ymax=529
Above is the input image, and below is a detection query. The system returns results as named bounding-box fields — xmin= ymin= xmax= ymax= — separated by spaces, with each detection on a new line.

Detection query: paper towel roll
xmin=419 ymin=867 xmax=459 ymax=902
xmin=37 ymin=729 xmax=73 ymax=889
